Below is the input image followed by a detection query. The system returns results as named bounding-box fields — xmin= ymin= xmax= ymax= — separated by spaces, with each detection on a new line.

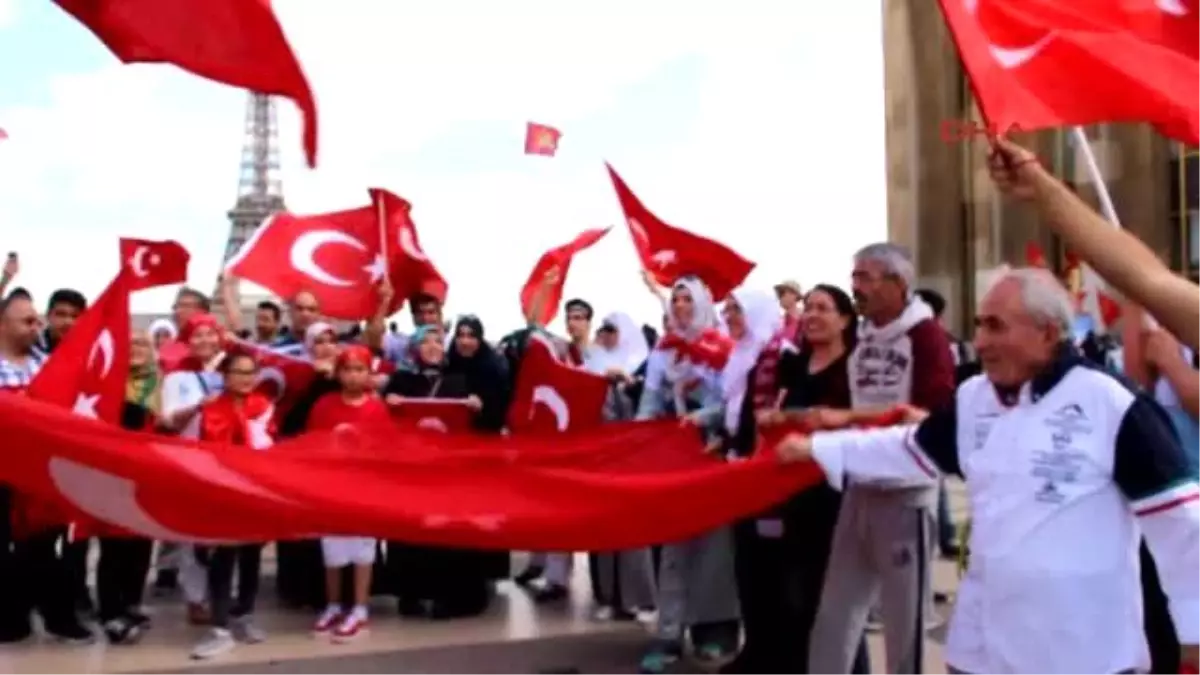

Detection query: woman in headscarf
xmin=148 ymin=318 xmax=177 ymax=351
xmin=446 ymin=315 xmax=510 ymax=433
xmin=766 ymin=284 xmax=870 ymax=674
xmin=635 ymin=276 xmax=742 ymax=674
xmin=96 ymin=330 xmax=158 ymax=644
xmin=584 ymin=312 xmax=658 ymax=624
xmin=445 ymin=316 xmax=511 ymax=597
xmin=159 ymin=313 xmax=226 ymax=625
xmin=275 ymin=321 xmax=347 ymax=610
xmin=382 ymin=326 xmax=491 ymax=619
xmin=679 ymin=288 xmax=782 ymax=673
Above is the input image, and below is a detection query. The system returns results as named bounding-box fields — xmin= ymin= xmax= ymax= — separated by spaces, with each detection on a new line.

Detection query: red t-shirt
xmin=307 ymin=391 xmax=391 ymax=432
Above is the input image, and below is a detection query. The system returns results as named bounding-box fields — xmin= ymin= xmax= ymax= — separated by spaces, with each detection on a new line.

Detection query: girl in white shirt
xmin=159 ymin=313 xmax=225 ymax=625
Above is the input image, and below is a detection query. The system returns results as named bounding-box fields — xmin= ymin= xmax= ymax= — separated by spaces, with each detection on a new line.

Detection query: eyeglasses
xmin=227 ymin=368 xmax=258 ymax=376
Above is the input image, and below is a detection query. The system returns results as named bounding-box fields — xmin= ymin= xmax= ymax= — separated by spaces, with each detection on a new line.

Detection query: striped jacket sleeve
xmin=1113 ymin=395 xmax=1200 ymax=645
xmin=809 ymin=405 xmax=957 ymax=490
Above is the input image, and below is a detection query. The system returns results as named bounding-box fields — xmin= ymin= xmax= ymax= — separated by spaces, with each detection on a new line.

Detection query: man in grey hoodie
xmin=808 ymin=243 xmax=956 ymax=674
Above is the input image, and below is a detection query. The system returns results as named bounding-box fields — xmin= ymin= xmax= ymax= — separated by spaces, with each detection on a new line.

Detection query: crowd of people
xmin=0 ymin=138 xmax=1196 ymax=674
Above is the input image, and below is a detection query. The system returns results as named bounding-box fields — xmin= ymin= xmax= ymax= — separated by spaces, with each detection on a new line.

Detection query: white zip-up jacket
xmin=808 ymin=346 xmax=1199 ymax=674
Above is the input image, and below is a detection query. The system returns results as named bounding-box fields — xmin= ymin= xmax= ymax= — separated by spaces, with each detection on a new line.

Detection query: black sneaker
xmin=0 ymin=624 xmax=32 ymax=644
xmin=47 ymin=621 xmax=95 ymax=645
xmin=103 ymin=617 xmax=143 ymax=645
xmin=532 ymin=583 xmax=568 ymax=604
xmin=513 ymin=565 xmax=544 ymax=587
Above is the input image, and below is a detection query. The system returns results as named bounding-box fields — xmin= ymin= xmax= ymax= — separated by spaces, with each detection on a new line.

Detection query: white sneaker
xmin=190 ymin=628 xmax=235 ymax=660
xmin=231 ymin=615 xmax=266 ymax=644
xmin=313 ymin=605 xmax=343 ymax=634
xmin=634 ymin=608 xmax=658 ymax=626
xmin=592 ymin=606 xmax=614 ymax=621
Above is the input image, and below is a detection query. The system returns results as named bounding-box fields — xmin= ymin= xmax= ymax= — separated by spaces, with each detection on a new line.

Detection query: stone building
xmin=882 ymin=1 xmax=1198 ymax=335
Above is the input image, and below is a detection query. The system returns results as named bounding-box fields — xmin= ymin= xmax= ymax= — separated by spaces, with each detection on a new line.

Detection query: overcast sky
xmin=0 ymin=0 xmax=890 ymax=334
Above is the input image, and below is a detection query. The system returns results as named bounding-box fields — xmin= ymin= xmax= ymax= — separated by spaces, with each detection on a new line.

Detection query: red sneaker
xmin=312 ymin=607 xmax=343 ymax=635
xmin=332 ymin=612 xmax=368 ymax=642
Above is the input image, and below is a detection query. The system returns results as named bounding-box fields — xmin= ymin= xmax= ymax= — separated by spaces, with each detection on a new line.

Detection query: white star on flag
xmin=72 ymin=392 xmax=100 ymax=419
xmin=362 ymin=253 xmax=386 ymax=282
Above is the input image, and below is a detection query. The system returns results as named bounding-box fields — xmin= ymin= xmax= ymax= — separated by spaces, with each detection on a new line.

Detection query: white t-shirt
xmin=161 ymin=370 xmax=224 ymax=439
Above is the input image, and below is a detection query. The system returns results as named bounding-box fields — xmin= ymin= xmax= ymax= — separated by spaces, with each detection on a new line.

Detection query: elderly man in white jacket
xmin=775 ymin=268 xmax=1199 ymax=674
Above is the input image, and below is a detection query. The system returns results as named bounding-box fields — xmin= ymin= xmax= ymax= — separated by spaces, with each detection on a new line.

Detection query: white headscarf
xmin=584 ymin=311 xmax=649 ymax=376
xmin=720 ymin=287 xmax=784 ymax=434
xmin=304 ymin=321 xmax=336 ymax=355
xmin=148 ymin=318 xmax=177 ymax=341
xmin=663 ymin=277 xmax=719 ymax=387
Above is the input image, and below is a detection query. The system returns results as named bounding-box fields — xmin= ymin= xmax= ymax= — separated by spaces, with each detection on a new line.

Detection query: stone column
xmin=883 ymin=0 xmax=970 ymax=333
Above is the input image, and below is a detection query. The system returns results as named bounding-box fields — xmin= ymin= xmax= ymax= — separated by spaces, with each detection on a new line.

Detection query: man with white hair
xmin=806 ymin=242 xmax=956 ymax=674
xmin=776 ymin=268 xmax=1200 ymax=674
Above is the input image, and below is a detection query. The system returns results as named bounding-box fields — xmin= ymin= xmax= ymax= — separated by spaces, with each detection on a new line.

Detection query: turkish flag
xmin=226 ymin=196 xmax=392 ymax=320
xmin=225 ymin=336 xmax=316 ymax=420
xmin=0 ymin=390 xmax=828 ymax=551
xmin=20 ymin=269 xmax=132 ymax=537
xmin=937 ymin=0 xmax=1199 ymax=144
xmin=27 ymin=271 xmax=131 ymax=424
xmin=119 ymin=238 xmax=190 ymax=291
xmin=55 ymin=0 xmax=319 ymax=166
xmin=659 ymin=329 xmax=736 ymax=372
xmin=372 ymin=188 xmax=449 ymax=306
xmin=506 ymin=337 xmax=608 ymax=435
xmin=524 ymin=122 xmax=562 ymax=157
xmin=389 ymin=398 xmax=474 ymax=434
xmin=606 ymin=163 xmax=755 ymax=301
xmin=520 ymin=228 xmax=610 ymax=326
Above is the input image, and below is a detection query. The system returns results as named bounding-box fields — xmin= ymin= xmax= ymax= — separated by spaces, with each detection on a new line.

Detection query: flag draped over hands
xmin=0 ymin=393 xmax=825 ymax=551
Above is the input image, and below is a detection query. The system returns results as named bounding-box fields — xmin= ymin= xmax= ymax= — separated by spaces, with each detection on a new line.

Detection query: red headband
xmin=336 ymin=344 xmax=373 ymax=369
xmin=178 ymin=313 xmax=222 ymax=344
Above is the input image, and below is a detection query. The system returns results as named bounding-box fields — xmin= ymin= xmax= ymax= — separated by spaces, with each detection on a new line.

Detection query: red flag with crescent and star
xmin=371 ymin=188 xmax=449 ymax=306
xmin=119 ymin=238 xmax=190 ymax=291
xmin=225 ymin=188 xmax=444 ymax=320
xmin=605 ymin=163 xmax=755 ymax=301
xmin=19 ymin=269 xmax=133 ymax=537
xmin=506 ymin=337 xmax=608 ymax=436
xmin=937 ymin=0 xmax=1199 ymax=144
xmin=519 ymin=228 xmax=610 ymax=326
xmin=27 ymin=270 xmax=132 ymax=423
xmin=524 ymin=122 xmax=562 ymax=157
xmin=54 ymin=0 xmax=320 ymax=166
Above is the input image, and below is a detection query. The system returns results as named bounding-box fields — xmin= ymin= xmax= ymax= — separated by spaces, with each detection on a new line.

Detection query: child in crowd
xmin=190 ymin=349 xmax=275 ymax=660
xmin=307 ymin=345 xmax=392 ymax=642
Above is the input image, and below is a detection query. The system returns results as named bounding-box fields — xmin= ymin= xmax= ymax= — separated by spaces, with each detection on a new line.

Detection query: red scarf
xmin=201 ymin=392 xmax=275 ymax=446
xmin=658 ymin=328 xmax=734 ymax=371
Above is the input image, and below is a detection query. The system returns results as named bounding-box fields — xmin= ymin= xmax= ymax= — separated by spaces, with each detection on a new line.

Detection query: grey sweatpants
xmin=809 ymin=486 xmax=935 ymax=674
xmin=655 ymin=527 xmax=740 ymax=642
xmin=593 ymin=547 xmax=656 ymax=610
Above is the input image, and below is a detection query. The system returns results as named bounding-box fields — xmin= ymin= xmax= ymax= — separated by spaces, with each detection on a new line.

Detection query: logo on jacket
xmin=1045 ymin=402 xmax=1092 ymax=435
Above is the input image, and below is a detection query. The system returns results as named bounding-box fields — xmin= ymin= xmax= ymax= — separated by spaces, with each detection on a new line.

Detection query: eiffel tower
xmin=212 ymin=92 xmax=287 ymax=319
